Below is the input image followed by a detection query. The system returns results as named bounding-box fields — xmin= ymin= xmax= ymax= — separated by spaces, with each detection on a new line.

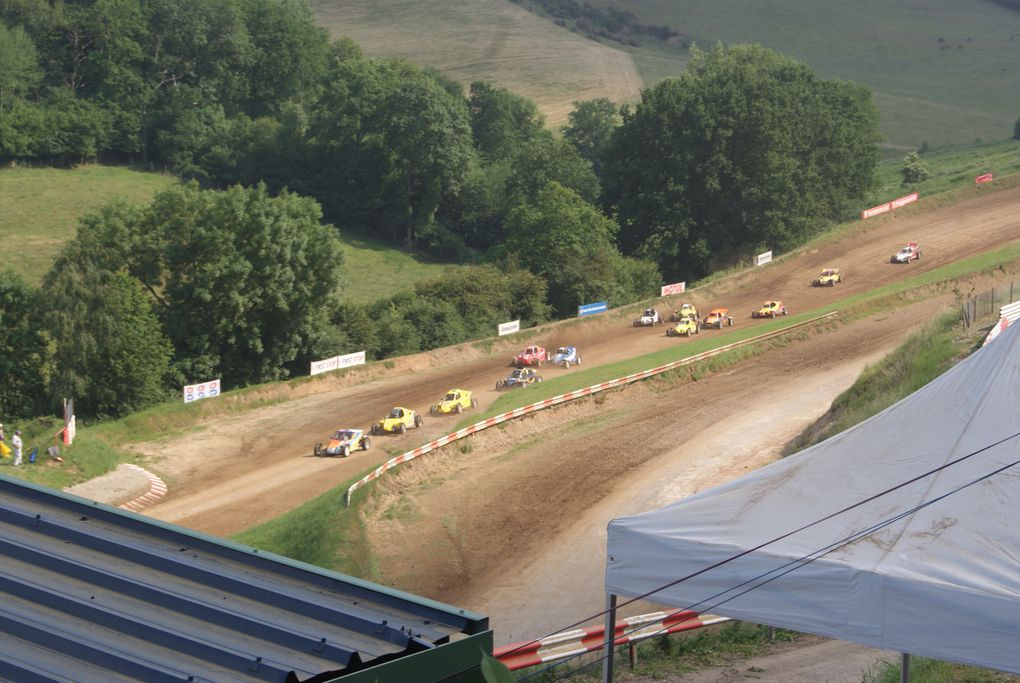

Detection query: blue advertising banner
xmin=578 ymin=301 xmax=608 ymax=317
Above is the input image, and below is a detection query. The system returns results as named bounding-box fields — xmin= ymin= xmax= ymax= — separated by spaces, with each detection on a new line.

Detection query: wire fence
xmin=960 ymin=280 xmax=1018 ymax=330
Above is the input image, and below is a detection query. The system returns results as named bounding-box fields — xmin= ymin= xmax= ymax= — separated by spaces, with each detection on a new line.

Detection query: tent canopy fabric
xmin=606 ymin=320 xmax=1020 ymax=674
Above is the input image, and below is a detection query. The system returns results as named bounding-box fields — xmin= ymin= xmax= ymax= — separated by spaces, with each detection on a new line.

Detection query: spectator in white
xmin=0 ymin=422 xmax=5 ymax=440
xmin=12 ymin=430 xmax=22 ymax=467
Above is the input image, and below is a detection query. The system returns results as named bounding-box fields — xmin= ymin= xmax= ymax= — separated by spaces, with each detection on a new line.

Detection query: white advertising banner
xmin=338 ymin=350 xmax=366 ymax=368
xmin=311 ymin=351 xmax=367 ymax=376
xmin=754 ymin=250 xmax=773 ymax=267
xmin=310 ymin=356 xmax=340 ymax=376
xmin=660 ymin=282 xmax=686 ymax=297
xmin=183 ymin=378 xmax=221 ymax=403
xmin=498 ymin=319 xmax=521 ymax=336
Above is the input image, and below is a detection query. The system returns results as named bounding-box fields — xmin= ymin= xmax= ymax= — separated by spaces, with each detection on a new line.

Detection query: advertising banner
xmin=578 ymin=301 xmax=608 ymax=317
xmin=890 ymin=192 xmax=918 ymax=209
xmin=338 ymin=350 xmax=366 ymax=368
xmin=63 ymin=398 xmax=75 ymax=445
xmin=975 ymin=172 xmax=994 ymax=185
xmin=660 ymin=282 xmax=686 ymax=297
xmin=310 ymin=356 xmax=340 ymax=376
xmin=754 ymin=250 xmax=773 ymax=267
xmin=183 ymin=379 xmax=221 ymax=404
xmin=861 ymin=202 xmax=891 ymax=220
xmin=310 ymin=351 xmax=366 ymax=376
xmin=498 ymin=319 xmax=521 ymax=336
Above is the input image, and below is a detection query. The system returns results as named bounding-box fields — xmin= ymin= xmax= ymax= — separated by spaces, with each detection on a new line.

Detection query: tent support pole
xmin=901 ymin=653 xmax=910 ymax=683
xmin=601 ymin=593 xmax=617 ymax=683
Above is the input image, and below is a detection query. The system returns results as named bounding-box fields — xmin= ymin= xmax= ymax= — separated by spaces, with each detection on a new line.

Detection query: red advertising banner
xmin=861 ymin=203 xmax=891 ymax=220
xmin=890 ymin=192 xmax=919 ymax=209
xmin=660 ymin=282 xmax=686 ymax=297
xmin=975 ymin=172 xmax=994 ymax=185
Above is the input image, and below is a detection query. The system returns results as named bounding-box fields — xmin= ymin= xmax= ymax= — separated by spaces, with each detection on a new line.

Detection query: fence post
xmin=628 ymin=642 xmax=637 ymax=669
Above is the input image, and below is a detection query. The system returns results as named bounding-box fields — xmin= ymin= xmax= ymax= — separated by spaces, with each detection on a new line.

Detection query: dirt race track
xmin=120 ymin=187 xmax=1020 ymax=648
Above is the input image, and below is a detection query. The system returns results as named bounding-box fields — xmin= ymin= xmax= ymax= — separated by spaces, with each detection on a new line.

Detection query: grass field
xmin=316 ymin=0 xmax=1020 ymax=149
xmin=309 ymin=0 xmax=644 ymax=127
xmin=0 ymin=164 xmax=459 ymax=303
xmin=0 ymin=165 xmax=177 ymax=285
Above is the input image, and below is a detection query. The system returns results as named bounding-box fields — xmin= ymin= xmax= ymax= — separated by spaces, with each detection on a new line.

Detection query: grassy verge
xmin=863 ymin=657 xmax=1020 ymax=683
xmin=232 ymin=468 xmax=378 ymax=578
xmin=522 ymin=623 xmax=799 ymax=682
xmin=783 ymin=312 xmax=974 ymax=455
xmin=462 ymin=241 xmax=1020 ymax=429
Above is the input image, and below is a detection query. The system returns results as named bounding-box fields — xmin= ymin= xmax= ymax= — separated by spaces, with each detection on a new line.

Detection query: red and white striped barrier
xmin=118 ymin=464 xmax=168 ymax=512
xmin=494 ymin=611 xmax=730 ymax=671
xmin=344 ymin=312 xmax=838 ymax=505
xmin=983 ymin=300 xmax=1020 ymax=346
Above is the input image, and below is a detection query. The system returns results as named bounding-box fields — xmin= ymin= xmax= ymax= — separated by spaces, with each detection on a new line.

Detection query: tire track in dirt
xmin=128 ymin=186 xmax=1020 ymax=539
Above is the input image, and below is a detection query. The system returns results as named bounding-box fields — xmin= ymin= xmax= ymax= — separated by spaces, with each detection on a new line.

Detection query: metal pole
xmin=602 ymin=594 xmax=618 ymax=683
xmin=901 ymin=652 xmax=910 ymax=683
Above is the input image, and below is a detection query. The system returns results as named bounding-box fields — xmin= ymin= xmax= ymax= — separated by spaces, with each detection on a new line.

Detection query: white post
xmin=601 ymin=594 xmax=618 ymax=683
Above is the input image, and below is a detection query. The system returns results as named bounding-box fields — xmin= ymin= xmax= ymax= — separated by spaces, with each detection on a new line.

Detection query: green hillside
xmin=0 ymin=165 xmax=457 ymax=302
xmin=309 ymin=0 xmax=644 ymax=127
xmin=314 ymin=0 xmax=1020 ymax=150
xmin=0 ymin=166 xmax=177 ymax=286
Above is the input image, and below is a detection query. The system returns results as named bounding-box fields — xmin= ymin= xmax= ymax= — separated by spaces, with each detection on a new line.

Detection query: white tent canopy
xmin=606 ymin=320 xmax=1020 ymax=674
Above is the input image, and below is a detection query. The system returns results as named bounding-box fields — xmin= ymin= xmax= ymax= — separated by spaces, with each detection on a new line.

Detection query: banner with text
xmin=861 ymin=202 xmax=891 ymax=219
xmin=498 ymin=319 xmax=521 ymax=336
xmin=660 ymin=282 xmax=686 ymax=297
xmin=975 ymin=172 xmax=994 ymax=185
xmin=183 ymin=379 xmax=221 ymax=403
xmin=578 ymin=301 xmax=608 ymax=317
xmin=753 ymin=250 xmax=773 ymax=267
xmin=312 ymin=351 xmax=367 ymax=375
xmin=890 ymin=192 xmax=918 ymax=209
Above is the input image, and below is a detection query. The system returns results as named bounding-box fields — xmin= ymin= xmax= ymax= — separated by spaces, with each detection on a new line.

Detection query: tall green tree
xmin=42 ymin=264 xmax=172 ymax=419
xmin=138 ymin=182 xmax=345 ymax=385
xmin=603 ymin=43 xmax=880 ymax=280
xmin=0 ymin=270 xmax=49 ymax=419
xmin=502 ymin=182 xmax=624 ymax=316
xmin=468 ymin=81 xmax=545 ymax=162
xmin=562 ymin=97 xmax=619 ymax=178
xmin=0 ymin=23 xmax=42 ymax=113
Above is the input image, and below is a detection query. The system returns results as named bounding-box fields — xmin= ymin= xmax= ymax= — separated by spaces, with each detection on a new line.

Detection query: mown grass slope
xmin=0 ymin=165 xmax=177 ymax=285
xmin=309 ymin=0 xmax=643 ymax=127
xmin=317 ymin=0 xmax=1020 ymax=149
xmin=617 ymin=0 xmax=1020 ymax=150
xmin=0 ymin=165 xmax=459 ymax=303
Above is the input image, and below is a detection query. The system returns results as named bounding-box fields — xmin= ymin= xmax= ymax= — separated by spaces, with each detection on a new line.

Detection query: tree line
xmin=0 ymin=1 xmax=881 ymax=421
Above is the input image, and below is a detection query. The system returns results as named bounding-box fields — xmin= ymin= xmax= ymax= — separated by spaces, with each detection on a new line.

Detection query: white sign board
xmin=498 ymin=319 xmax=521 ymax=336
xmin=183 ymin=378 xmax=221 ymax=403
xmin=754 ymin=250 xmax=773 ymax=267
xmin=660 ymin=282 xmax=686 ymax=297
xmin=338 ymin=350 xmax=366 ymax=368
xmin=311 ymin=351 xmax=367 ymax=376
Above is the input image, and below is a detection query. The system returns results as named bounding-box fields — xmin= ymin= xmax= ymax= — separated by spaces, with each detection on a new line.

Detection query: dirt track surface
xmin=133 ymin=186 xmax=1020 ymax=539
xmin=81 ymin=185 xmax=1020 ymax=678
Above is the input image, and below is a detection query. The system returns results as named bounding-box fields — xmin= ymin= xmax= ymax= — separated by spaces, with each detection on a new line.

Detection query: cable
xmin=436 ymin=430 xmax=1020 ymax=682
xmin=496 ymin=429 xmax=1020 ymax=668
xmin=517 ymin=447 xmax=1020 ymax=682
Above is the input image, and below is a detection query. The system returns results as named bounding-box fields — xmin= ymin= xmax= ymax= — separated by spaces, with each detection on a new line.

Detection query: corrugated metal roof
xmin=0 ymin=475 xmax=487 ymax=682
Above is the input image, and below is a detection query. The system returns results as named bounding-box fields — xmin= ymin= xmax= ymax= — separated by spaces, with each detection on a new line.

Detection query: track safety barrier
xmin=493 ymin=611 xmax=730 ymax=671
xmin=344 ymin=312 xmax=838 ymax=505
xmin=983 ymin=300 xmax=1020 ymax=346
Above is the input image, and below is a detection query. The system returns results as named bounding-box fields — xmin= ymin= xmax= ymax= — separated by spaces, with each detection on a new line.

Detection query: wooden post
xmin=901 ymin=652 xmax=910 ymax=683
xmin=628 ymin=642 xmax=637 ymax=669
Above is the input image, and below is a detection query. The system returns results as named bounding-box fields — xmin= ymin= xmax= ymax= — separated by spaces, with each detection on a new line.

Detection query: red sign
xmin=890 ymin=192 xmax=918 ymax=209
xmin=975 ymin=172 xmax=994 ymax=185
xmin=660 ymin=282 xmax=686 ymax=297
xmin=861 ymin=203 xmax=891 ymax=220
